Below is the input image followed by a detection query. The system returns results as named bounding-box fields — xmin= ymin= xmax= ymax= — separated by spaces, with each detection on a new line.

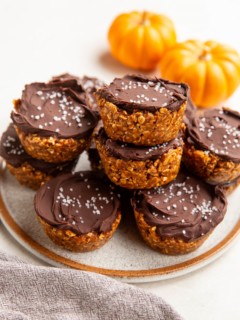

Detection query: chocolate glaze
xmin=49 ymin=74 xmax=86 ymax=102
xmin=78 ymin=76 xmax=105 ymax=113
xmin=132 ymin=170 xmax=227 ymax=242
xmin=96 ymin=127 xmax=183 ymax=161
xmin=34 ymin=171 xmax=120 ymax=234
xmin=183 ymin=96 xmax=197 ymax=126
xmin=0 ymin=124 xmax=77 ymax=174
xmin=187 ymin=108 xmax=240 ymax=162
xmin=51 ymin=73 xmax=82 ymax=84
xmin=11 ymin=79 xmax=98 ymax=139
xmin=51 ymin=73 xmax=105 ymax=115
xmin=97 ymin=75 xmax=188 ymax=112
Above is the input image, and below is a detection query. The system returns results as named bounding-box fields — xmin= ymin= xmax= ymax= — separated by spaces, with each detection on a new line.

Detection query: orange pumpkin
xmin=160 ymin=40 xmax=240 ymax=108
xmin=108 ymin=11 xmax=177 ymax=71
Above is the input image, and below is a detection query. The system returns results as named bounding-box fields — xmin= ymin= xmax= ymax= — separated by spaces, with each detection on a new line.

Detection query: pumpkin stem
xmin=141 ymin=11 xmax=150 ymax=26
xmin=199 ymin=46 xmax=212 ymax=61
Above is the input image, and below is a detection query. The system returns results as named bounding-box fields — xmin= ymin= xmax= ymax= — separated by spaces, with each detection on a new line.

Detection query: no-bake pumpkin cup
xmin=0 ymin=123 xmax=77 ymax=190
xmin=183 ymin=107 xmax=240 ymax=185
xmin=96 ymin=75 xmax=189 ymax=146
xmin=34 ymin=171 xmax=121 ymax=252
xmin=11 ymin=78 xmax=98 ymax=163
xmin=95 ymin=127 xmax=183 ymax=189
xmin=131 ymin=170 xmax=227 ymax=255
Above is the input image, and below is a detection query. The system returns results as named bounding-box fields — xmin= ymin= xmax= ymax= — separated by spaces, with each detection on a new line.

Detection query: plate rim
xmin=1 ymin=173 xmax=240 ymax=279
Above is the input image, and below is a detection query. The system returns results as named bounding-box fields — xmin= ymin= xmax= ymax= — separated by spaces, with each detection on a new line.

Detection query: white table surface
xmin=0 ymin=1 xmax=240 ymax=319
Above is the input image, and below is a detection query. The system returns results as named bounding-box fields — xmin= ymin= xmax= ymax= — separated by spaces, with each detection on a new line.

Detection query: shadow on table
xmin=97 ymin=51 xmax=157 ymax=78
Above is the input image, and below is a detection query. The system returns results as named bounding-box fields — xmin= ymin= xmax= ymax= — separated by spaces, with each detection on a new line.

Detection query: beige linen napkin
xmin=0 ymin=251 xmax=183 ymax=320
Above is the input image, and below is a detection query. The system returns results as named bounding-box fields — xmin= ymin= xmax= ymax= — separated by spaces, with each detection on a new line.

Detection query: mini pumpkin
xmin=160 ymin=40 xmax=240 ymax=108
xmin=108 ymin=11 xmax=177 ymax=71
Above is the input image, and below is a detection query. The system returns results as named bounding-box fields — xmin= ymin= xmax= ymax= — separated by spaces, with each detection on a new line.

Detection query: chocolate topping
xmin=132 ymin=170 xmax=227 ymax=242
xmin=183 ymin=97 xmax=197 ymax=126
xmin=96 ymin=127 xmax=183 ymax=161
xmin=34 ymin=171 xmax=120 ymax=234
xmin=80 ymin=77 xmax=105 ymax=117
xmin=11 ymin=79 xmax=98 ymax=139
xmin=51 ymin=73 xmax=105 ymax=115
xmin=51 ymin=73 xmax=82 ymax=84
xmin=0 ymin=124 xmax=76 ymax=174
xmin=49 ymin=74 xmax=86 ymax=102
xmin=97 ymin=75 xmax=188 ymax=112
xmin=187 ymin=108 xmax=240 ymax=162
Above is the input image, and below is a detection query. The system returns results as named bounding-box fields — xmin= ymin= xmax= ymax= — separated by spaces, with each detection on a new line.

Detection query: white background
xmin=0 ymin=1 xmax=240 ymax=319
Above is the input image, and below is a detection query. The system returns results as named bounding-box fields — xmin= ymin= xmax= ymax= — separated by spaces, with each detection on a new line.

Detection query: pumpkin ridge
xmin=152 ymin=24 xmax=165 ymax=54
xmin=160 ymin=48 xmax=197 ymax=74
xmin=183 ymin=40 xmax=203 ymax=53
xmin=197 ymin=62 xmax=207 ymax=106
xmin=173 ymin=61 xmax=194 ymax=81
xmin=202 ymin=61 xmax=227 ymax=107
xmin=215 ymin=56 xmax=240 ymax=73
xmin=151 ymin=14 xmax=174 ymax=30
xmin=138 ymin=25 xmax=147 ymax=69
xmin=108 ymin=16 xmax=136 ymax=58
xmin=215 ymin=60 xmax=240 ymax=97
xmin=118 ymin=26 xmax=144 ymax=69
xmin=181 ymin=62 xmax=206 ymax=105
xmin=160 ymin=50 xmax=198 ymax=85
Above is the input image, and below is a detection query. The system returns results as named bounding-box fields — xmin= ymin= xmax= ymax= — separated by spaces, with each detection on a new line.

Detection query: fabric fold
xmin=0 ymin=251 xmax=183 ymax=320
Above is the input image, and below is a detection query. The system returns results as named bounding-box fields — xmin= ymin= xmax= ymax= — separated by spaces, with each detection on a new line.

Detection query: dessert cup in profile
xmin=96 ymin=74 xmax=188 ymax=146
xmin=131 ymin=170 xmax=227 ymax=255
xmin=0 ymin=124 xmax=77 ymax=190
xmin=95 ymin=127 xmax=183 ymax=189
xmin=34 ymin=171 xmax=121 ymax=252
xmin=183 ymin=107 xmax=240 ymax=185
xmin=11 ymin=79 xmax=98 ymax=163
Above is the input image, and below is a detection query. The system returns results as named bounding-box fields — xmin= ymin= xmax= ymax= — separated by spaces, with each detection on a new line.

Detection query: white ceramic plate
xmin=0 ymin=154 xmax=240 ymax=283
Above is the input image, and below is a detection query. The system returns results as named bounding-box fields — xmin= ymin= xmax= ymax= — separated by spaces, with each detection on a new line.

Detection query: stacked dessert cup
xmin=94 ymin=74 xmax=228 ymax=255
xmin=0 ymin=73 xmax=107 ymax=190
xmin=183 ymin=107 xmax=240 ymax=193
xmin=95 ymin=74 xmax=188 ymax=190
xmin=1 ymin=74 xmax=123 ymax=253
